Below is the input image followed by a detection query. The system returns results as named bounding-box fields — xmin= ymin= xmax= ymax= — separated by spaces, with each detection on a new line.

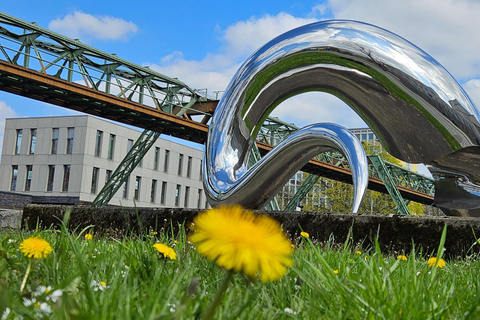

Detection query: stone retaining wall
xmin=0 ymin=191 xmax=79 ymax=209
xmin=0 ymin=191 xmax=33 ymax=209
xmin=21 ymin=205 xmax=480 ymax=258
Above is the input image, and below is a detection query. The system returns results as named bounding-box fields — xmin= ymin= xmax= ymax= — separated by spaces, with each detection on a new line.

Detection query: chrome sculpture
xmin=203 ymin=20 xmax=480 ymax=216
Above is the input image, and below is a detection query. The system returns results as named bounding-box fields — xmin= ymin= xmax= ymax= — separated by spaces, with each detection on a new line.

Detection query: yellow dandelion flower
xmin=190 ymin=205 xmax=294 ymax=282
xmin=300 ymin=231 xmax=309 ymax=238
xmin=397 ymin=255 xmax=407 ymax=261
xmin=19 ymin=237 xmax=52 ymax=259
xmin=151 ymin=231 xmax=158 ymax=235
xmin=427 ymin=257 xmax=446 ymax=268
xmin=84 ymin=234 xmax=93 ymax=240
xmin=333 ymin=269 xmax=339 ymax=274
xmin=153 ymin=243 xmax=177 ymax=260
xmin=356 ymin=250 xmax=362 ymax=255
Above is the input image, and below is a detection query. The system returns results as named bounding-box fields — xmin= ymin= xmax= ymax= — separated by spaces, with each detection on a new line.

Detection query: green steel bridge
xmin=0 ymin=11 xmax=434 ymax=214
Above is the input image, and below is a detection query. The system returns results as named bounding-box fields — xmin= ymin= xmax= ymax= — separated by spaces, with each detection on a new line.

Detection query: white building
xmin=0 ymin=115 xmax=208 ymax=209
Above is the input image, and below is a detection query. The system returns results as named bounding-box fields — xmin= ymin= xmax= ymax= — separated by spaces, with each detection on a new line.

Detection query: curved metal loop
xmin=204 ymin=20 xmax=480 ymax=216
xmin=203 ymin=123 xmax=369 ymax=211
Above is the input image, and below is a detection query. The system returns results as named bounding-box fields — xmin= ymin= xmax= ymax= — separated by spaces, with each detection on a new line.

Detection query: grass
xmin=1 ymin=220 xmax=480 ymax=319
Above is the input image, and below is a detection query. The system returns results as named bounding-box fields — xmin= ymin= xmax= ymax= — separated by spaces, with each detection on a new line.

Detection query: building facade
xmin=0 ymin=115 xmax=208 ymax=209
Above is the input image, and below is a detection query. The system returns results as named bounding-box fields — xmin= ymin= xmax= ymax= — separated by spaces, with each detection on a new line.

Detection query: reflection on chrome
xmin=203 ymin=20 xmax=480 ymax=216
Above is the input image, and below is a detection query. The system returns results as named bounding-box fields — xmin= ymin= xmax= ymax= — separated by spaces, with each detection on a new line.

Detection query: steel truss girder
xmin=248 ymin=143 xmax=280 ymax=211
xmin=0 ymin=12 xmax=216 ymax=119
xmin=284 ymin=174 xmax=320 ymax=211
xmin=92 ymin=129 xmax=161 ymax=206
xmin=369 ymin=155 xmax=410 ymax=215
xmin=254 ymin=116 xmax=434 ymax=212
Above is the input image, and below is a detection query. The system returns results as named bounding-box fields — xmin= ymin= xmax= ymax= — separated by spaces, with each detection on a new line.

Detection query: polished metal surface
xmin=203 ymin=20 xmax=480 ymax=216
xmin=204 ymin=123 xmax=369 ymax=212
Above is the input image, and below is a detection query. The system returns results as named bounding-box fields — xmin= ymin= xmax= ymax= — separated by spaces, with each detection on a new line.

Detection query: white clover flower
xmin=284 ymin=307 xmax=297 ymax=315
xmin=48 ymin=289 xmax=63 ymax=302
xmin=38 ymin=302 xmax=52 ymax=314
xmin=23 ymin=297 xmax=36 ymax=307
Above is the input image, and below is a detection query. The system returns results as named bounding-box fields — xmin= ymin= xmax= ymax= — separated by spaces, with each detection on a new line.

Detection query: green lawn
xmin=0 ymin=219 xmax=479 ymax=319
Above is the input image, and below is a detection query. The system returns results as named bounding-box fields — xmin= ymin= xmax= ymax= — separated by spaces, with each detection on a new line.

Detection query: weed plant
xmin=0 ymin=220 xmax=479 ymax=319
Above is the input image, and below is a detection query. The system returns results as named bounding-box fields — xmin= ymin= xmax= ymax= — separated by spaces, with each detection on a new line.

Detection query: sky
xmin=2 ymin=0 xmax=480 ymax=176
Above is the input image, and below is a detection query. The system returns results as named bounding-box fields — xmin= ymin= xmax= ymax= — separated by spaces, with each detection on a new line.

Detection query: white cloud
xmin=0 ymin=101 xmax=18 ymax=158
xmin=146 ymin=13 xmax=316 ymax=95
xmin=463 ymin=79 xmax=480 ymax=108
xmin=221 ymin=13 xmax=317 ymax=59
xmin=326 ymin=0 xmax=480 ymax=80
xmin=48 ymin=11 xmax=138 ymax=41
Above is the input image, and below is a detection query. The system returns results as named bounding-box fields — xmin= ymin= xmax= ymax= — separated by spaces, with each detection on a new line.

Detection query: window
xmin=151 ymin=179 xmax=157 ymax=203
xmin=47 ymin=165 xmax=55 ymax=192
xmin=134 ymin=176 xmax=141 ymax=201
xmin=51 ymin=128 xmax=59 ymax=154
xmin=95 ymin=130 xmax=103 ymax=157
xmin=25 ymin=165 xmax=33 ymax=191
xmin=63 ymin=165 xmax=70 ymax=192
xmin=91 ymin=167 xmax=99 ymax=194
xmin=187 ymin=156 xmax=192 ymax=178
xmin=161 ymin=181 xmax=167 ymax=204
xmin=122 ymin=176 xmax=129 ymax=199
xmin=361 ymin=133 xmax=367 ymax=141
xmin=108 ymin=134 xmax=115 ymax=160
xmin=10 ymin=165 xmax=18 ymax=191
xmin=105 ymin=169 xmax=112 ymax=183
xmin=127 ymin=139 xmax=133 ymax=152
xmin=184 ymin=186 xmax=190 ymax=208
xmin=175 ymin=184 xmax=181 ymax=206
xmin=66 ymin=127 xmax=74 ymax=154
xmin=178 ymin=154 xmax=183 ymax=176
xmin=15 ymin=129 xmax=22 ymax=155
xmin=368 ymin=133 xmax=374 ymax=141
xmin=164 ymin=150 xmax=170 ymax=173
xmin=153 ymin=147 xmax=160 ymax=171
xmin=199 ymin=160 xmax=203 ymax=180
xmin=29 ymin=129 xmax=36 ymax=154
xmin=197 ymin=189 xmax=203 ymax=209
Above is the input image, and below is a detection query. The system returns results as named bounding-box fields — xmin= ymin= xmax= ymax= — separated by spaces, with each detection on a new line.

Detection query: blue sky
xmin=2 ymin=0 xmax=480 ymax=175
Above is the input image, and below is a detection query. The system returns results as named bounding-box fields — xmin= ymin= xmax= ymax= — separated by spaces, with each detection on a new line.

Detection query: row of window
xmin=14 ymin=127 xmax=201 ymax=179
xmin=14 ymin=128 xmax=74 ymax=155
xmin=10 ymin=164 xmax=205 ymax=208
xmin=90 ymin=167 xmax=204 ymax=207
xmin=351 ymin=131 xmax=377 ymax=142
xmin=94 ymin=129 xmax=200 ymax=179
xmin=11 ymin=164 xmax=71 ymax=192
